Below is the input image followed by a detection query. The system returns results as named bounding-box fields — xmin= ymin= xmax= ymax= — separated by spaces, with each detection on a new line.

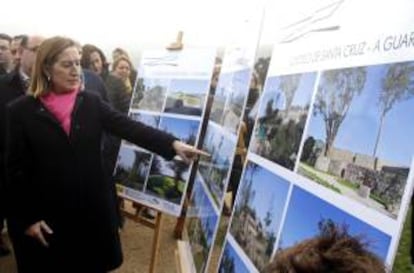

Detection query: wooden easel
xmin=118 ymin=196 xmax=163 ymax=273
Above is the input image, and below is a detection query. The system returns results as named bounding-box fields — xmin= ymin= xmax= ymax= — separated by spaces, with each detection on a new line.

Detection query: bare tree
xmin=314 ymin=67 xmax=366 ymax=156
xmin=278 ymin=74 xmax=302 ymax=112
xmin=373 ymin=62 xmax=414 ymax=168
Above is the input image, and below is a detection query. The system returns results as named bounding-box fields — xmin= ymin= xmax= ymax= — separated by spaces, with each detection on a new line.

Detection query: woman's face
xmin=113 ymin=59 xmax=131 ymax=81
xmin=49 ymin=46 xmax=81 ymax=93
xmin=89 ymin=51 xmax=103 ymax=75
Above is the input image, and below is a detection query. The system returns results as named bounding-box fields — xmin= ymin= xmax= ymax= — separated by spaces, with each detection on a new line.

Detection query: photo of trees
xmin=299 ymin=61 xmax=414 ymax=219
xmin=146 ymin=116 xmax=200 ymax=204
xmin=278 ymin=186 xmax=391 ymax=260
xmin=197 ymin=123 xmax=236 ymax=207
xmin=230 ymin=162 xmax=290 ymax=271
xmin=250 ymin=72 xmax=316 ymax=170
xmin=129 ymin=112 xmax=160 ymax=129
xmin=126 ymin=112 xmax=160 ymax=148
xmin=114 ymin=145 xmax=152 ymax=191
xmin=218 ymin=241 xmax=251 ymax=273
xmin=209 ymin=69 xmax=251 ymax=134
xmin=164 ymin=78 xmax=209 ymax=116
xmin=186 ymin=175 xmax=219 ymax=273
xmin=131 ymin=77 xmax=169 ymax=111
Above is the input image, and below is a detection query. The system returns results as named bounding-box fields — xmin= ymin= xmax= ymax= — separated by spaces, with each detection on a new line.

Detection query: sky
xmin=190 ymin=177 xmax=207 ymax=210
xmin=235 ymin=162 xmax=290 ymax=235
xmin=196 ymin=186 xmax=219 ymax=247
xmin=159 ymin=116 xmax=199 ymax=141
xmin=229 ymin=69 xmax=251 ymax=98
xmin=279 ymin=186 xmax=391 ymax=260
xmin=1 ymin=0 xmax=266 ymax=64
xmin=203 ymin=125 xmax=235 ymax=163
xmin=131 ymin=112 xmax=159 ymax=128
xmin=3 ymin=0 xmax=413 ymax=66
xmin=258 ymin=72 xmax=316 ymax=117
xmin=168 ymin=79 xmax=209 ymax=95
xmin=143 ymin=78 xmax=169 ymax=91
xmin=117 ymin=146 xmax=136 ymax=167
xmin=220 ymin=241 xmax=250 ymax=273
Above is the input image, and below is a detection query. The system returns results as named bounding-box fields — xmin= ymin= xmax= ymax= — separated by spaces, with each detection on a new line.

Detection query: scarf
xmin=39 ymin=89 xmax=79 ymax=136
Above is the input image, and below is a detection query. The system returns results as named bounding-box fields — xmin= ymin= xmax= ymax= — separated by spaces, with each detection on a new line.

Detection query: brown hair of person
xmin=264 ymin=220 xmax=386 ymax=273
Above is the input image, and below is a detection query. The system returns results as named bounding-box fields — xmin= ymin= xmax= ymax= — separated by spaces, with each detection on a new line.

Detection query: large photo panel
xmin=116 ymin=48 xmax=216 ymax=216
xmin=218 ymin=0 xmax=414 ymax=270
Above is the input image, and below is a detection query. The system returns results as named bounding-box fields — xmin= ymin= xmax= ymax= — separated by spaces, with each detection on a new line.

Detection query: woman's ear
xmin=43 ymin=67 xmax=51 ymax=81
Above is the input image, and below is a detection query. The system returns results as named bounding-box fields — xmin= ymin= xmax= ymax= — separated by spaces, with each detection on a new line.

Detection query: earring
xmin=47 ymin=75 xmax=51 ymax=82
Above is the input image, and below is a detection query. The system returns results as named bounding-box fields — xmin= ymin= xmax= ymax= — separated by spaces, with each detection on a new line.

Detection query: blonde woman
xmin=111 ymin=56 xmax=133 ymax=93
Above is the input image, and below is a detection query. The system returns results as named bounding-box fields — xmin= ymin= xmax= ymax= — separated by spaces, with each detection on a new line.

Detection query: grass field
xmin=393 ymin=206 xmax=412 ymax=272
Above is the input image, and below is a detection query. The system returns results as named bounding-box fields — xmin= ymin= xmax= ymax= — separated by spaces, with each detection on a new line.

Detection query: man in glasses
xmin=0 ymin=35 xmax=45 ymax=259
xmin=0 ymin=33 xmax=13 ymax=76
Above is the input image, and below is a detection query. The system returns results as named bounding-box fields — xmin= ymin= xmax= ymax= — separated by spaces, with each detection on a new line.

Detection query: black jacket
xmin=5 ymin=91 xmax=177 ymax=272
xmin=83 ymin=69 xmax=109 ymax=102
xmin=0 ymin=71 xmax=26 ymax=213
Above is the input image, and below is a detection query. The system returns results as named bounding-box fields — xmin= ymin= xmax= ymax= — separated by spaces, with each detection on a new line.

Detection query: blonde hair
xmin=111 ymin=56 xmax=132 ymax=72
xmin=30 ymin=36 xmax=77 ymax=97
xmin=112 ymin=56 xmax=133 ymax=93
xmin=112 ymin=47 xmax=130 ymax=60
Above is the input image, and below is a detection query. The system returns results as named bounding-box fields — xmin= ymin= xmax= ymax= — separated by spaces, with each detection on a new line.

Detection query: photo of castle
xmin=299 ymin=61 xmax=414 ymax=219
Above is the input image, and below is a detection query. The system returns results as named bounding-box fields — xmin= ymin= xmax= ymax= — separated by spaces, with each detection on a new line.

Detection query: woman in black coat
xmin=4 ymin=36 xmax=205 ymax=273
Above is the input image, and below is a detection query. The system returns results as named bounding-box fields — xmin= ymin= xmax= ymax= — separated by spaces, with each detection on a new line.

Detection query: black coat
xmin=0 ymin=71 xmax=26 ymax=180
xmin=0 ymin=71 xmax=26 ymax=227
xmin=83 ymin=69 xmax=109 ymax=102
xmin=5 ymin=91 xmax=177 ymax=272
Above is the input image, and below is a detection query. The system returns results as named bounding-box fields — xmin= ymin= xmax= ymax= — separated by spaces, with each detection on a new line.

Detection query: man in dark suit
xmin=0 ymin=35 xmax=44 ymax=257
xmin=0 ymin=33 xmax=13 ymax=76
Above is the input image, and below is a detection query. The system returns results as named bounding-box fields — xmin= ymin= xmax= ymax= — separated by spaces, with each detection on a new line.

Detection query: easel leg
xmin=149 ymin=211 xmax=163 ymax=273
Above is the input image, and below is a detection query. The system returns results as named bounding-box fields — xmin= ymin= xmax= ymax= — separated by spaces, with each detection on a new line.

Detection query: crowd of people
xmin=0 ymin=32 xmax=397 ymax=273
xmin=0 ymin=33 xmax=206 ymax=273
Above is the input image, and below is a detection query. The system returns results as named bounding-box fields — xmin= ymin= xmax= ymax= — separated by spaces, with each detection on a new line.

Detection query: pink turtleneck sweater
xmin=40 ymin=89 xmax=79 ymax=136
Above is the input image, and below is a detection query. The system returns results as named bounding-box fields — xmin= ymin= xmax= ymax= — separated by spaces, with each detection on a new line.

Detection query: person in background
xmin=4 ymin=36 xmax=207 ymax=273
xmin=81 ymin=44 xmax=130 ymax=114
xmin=0 ymin=33 xmax=13 ymax=75
xmin=81 ymin=44 xmax=131 ymax=183
xmin=10 ymin=35 xmax=26 ymax=69
xmin=111 ymin=47 xmax=129 ymax=62
xmin=74 ymin=43 xmax=109 ymax=102
xmin=112 ymin=47 xmax=137 ymax=85
xmin=0 ymin=34 xmax=45 ymax=258
xmin=264 ymin=221 xmax=386 ymax=273
xmin=111 ymin=56 xmax=134 ymax=94
xmin=0 ymin=32 xmax=13 ymax=257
